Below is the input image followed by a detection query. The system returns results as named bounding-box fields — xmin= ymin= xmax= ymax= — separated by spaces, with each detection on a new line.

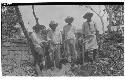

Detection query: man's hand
xmin=82 ymin=34 xmax=85 ymax=38
xmin=78 ymin=37 xmax=83 ymax=41
xmin=40 ymin=40 xmax=48 ymax=46
xmin=42 ymin=40 xmax=47 ymax=43
xmin=48 ymin=40 xmax=54 ymax=45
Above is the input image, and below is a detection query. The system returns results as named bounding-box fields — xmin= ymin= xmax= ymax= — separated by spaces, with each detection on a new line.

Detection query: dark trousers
xmin=84 ymin=49 xmax=97 ymax=62
xmin=93 ymin=49 xmax=97 ymax=61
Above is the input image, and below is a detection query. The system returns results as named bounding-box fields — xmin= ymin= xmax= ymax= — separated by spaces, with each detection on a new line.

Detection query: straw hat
xmin=49 ymin=21 xmax=58 ymax=30
xmin=33 ymin=24 xmax=46 ymax=33
xmin=65 ymin=16 xmax=74 ymax=24
xmin=83 ymin=12 xmax=93 ymax=19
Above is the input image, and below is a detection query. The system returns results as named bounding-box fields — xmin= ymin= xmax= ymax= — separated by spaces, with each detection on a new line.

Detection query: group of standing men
xmin=29 ymin=12 xmax=99 ymax=69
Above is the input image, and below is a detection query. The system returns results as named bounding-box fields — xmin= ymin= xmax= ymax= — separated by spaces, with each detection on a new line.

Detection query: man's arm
xmin=31 ymin=33 xmax=42 ymax=44
xmin=82 ymin=23 xmax=85 ymax=38
xmin=94 ymin=22 xmax=98 ymax=34
xmin=31 ymin=32 xmax=46 ymax=46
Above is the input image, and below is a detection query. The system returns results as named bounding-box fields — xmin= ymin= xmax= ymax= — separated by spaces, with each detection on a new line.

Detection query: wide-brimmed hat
xmin=65 ymin=16 xmax=74 ymax=23
xmin=33 ymin=24 xmax=46 ymax=33
xmin=83 ymin=12 xmax=93 ymax=19
xmin=49 ymin=21 xmax=58 ymax=30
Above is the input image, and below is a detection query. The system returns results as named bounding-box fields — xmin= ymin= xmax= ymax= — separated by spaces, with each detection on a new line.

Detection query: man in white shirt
xmin=63 ymin=16 xmax=78 ymax=62
xmin=47 ymin=21 xmax=62 ymax=68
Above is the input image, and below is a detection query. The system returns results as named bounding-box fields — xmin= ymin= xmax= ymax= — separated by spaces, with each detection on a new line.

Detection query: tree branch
xmin=15 ymin=6 xmax=36 ymax=64
xmin=85 ymin=5 xmax=100 ymax=17
xmin=32 ymin=5 xmax=39 ymax=25
xmin=85 ymin=5 xmax=105 ymax=33
xmin=102 ymin=10 xmax=106 ymax=17
xmin=99 ymin=5 xmax=101 ymax=15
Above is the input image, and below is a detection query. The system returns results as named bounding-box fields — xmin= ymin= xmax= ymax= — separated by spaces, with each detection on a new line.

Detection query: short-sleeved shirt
xmin=63 ymin=24 xmax=76 ymax=40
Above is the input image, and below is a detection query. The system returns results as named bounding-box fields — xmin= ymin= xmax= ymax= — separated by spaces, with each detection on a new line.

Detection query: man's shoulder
xmin=82 ymin=21 xmax=88 ymax=25
xmin=63 ymin=25 xmax=68 ymax=28
xmin=72 ymin=25 xmax=76 ymax=30
xmin=47 ymin=29 xmax=53 ymax=33
xmin=83 ymin=21 xmax=96 ymax=25
xmin=29 ymin=32 xmax=37 ymax=40
xmin=90 ymin=21 xmax=96 ymax=24
xmin=72 ymin=25 xmax=76 ymax=27
xmin=30 ymin=32 xmax=36 ymax=37
xmin=82 ymin=22 xmax=88 ymax=27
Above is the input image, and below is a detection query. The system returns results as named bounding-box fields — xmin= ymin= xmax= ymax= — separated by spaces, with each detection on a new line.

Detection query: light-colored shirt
xmin=30 ymin=32 xmax=46 ymax=47
xmin=82 ymin=21 xmax=98 ymax=50
xmin=82 ymin=21 xmax=97 ymax=35
xmin=63 ymin=24 xmax=76 ymax=40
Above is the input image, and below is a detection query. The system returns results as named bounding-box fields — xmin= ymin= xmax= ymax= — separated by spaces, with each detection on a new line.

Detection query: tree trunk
xmin=15 ymin=6 xmax=39 ymax=75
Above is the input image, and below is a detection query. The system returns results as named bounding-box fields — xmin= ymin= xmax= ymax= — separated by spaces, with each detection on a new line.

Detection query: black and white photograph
xmin=1 ymin=2 xmax=124 ymax=76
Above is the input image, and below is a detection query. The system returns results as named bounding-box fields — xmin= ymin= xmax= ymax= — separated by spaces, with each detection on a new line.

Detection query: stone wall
xmin=1 ymin=42 xmax=36 ymax=76
xmin=1 ymin=43 xmax=33 ymax=61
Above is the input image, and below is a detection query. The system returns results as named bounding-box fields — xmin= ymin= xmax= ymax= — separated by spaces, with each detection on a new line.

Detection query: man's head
xmin=33 ymin=24 xmax=46 ymax=33
xmin=49 ymin=21 xmax=58 ymax=31
xmin=65 ymin=16 xmax=74 ymax=24
xmin=83 ymin=12 xmax=93 ymax=22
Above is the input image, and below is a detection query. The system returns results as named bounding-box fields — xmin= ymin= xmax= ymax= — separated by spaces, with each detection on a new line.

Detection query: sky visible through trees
xmin=19 ymin=5 xmax=109 ymax=34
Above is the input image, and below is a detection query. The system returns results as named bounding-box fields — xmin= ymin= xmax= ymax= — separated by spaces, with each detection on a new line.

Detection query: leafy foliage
xmin=2 ymin=6 xmax=20 ymax=38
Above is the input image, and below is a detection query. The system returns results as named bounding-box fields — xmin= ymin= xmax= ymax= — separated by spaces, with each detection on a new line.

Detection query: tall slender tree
xmin=15 ymin=6 xmax=43 ymax=75
xmin=32 ymin=5 xmax=39 ymax=25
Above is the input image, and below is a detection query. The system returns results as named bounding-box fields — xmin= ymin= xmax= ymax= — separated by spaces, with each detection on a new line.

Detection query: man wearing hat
xmin=47 ymin=21 xmax=58 ymax=42
xmin=47 ymin=21 xmax=62 ymax=68
xmin=63 ymin=16 xmax=78 ymax=62
xmin=82 ymin=12 xmax=98 ymax=63
xmin=30 ymin=24 xmax=47 ymax=69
